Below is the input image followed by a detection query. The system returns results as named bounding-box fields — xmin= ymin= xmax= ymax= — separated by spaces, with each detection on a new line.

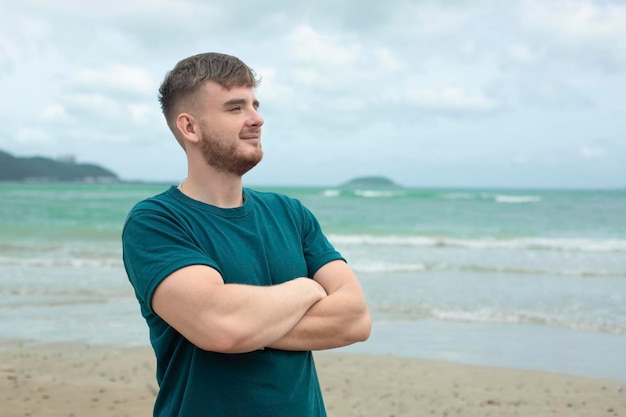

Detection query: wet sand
xmin=1 ymin=342 xmax=624 ymax=417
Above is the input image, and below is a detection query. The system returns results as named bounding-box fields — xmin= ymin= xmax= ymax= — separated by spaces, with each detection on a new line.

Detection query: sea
xmin=1 ymin=182 xmax=625 ymax=381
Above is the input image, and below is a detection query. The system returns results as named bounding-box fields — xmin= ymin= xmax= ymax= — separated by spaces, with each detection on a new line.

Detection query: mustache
xmin=241 ymin=128 xmax=262 ymax=135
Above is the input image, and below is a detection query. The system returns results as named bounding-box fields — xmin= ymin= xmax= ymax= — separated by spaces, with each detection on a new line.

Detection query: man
xmin=122 ymin=52 xmax=371 ymax=417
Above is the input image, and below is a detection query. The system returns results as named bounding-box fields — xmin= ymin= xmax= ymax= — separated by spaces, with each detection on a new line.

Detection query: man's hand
xmin=267 ymin=260 xmax=371 ymax=351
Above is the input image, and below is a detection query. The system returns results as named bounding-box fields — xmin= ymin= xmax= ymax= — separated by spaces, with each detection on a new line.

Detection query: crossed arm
xmin=151 ymin=260 xmax=371 ymax=354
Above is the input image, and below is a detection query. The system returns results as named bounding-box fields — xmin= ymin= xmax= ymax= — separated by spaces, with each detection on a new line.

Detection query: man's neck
xmin=180 ymin=169 xmax=245 ymax=208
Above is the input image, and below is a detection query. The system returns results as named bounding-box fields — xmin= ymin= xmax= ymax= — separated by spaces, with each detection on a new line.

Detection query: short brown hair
xmin=158 ymin=53 xmax=260 ymax=139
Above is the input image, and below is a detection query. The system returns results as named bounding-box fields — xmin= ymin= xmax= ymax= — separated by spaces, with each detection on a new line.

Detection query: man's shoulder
xmin=126 ymin=186 xmax=178 ymax=218
xmin=246 ymin=188 xmax=303 ymax=210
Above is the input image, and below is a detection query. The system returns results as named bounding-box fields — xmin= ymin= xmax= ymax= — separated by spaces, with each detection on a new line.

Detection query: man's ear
xmin=176 ymin=113 xmax=201 ymax=145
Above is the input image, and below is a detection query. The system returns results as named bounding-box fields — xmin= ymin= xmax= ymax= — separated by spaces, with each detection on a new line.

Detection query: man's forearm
xmin=153 ymin=266 xmax=328 ymax=354
xmin=207 ymin=277 xmax=328 ymax=353
xmin=267 ymin=284 xmax=371 ymax=351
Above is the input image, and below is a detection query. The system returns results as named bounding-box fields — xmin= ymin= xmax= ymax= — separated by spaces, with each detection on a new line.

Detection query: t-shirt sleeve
xmin=122 ymin=207 xmax=219 ymax=313
xmin=298 ymin=202 xmax=346 ymax=276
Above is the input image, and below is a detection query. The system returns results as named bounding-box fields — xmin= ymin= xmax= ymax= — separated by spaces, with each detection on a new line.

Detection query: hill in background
xmin=0 ymin=150 xmax=119 ymax=183
xmin=340 ymin=176 xmax=402 ymax=189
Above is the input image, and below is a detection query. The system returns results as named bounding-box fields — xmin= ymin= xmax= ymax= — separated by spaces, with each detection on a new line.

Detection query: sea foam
xmin=328 ymin=234 xmax=626 ymax=253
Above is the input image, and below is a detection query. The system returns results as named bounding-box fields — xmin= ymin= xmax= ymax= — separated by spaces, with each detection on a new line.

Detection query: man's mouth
xmin=240 ymin=131 xmax=261 ymax=140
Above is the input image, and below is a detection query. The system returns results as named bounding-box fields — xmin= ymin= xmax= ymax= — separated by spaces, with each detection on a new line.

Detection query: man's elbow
xmin=192 ymin=331 xmax=244 ymax=353
xmin=191 ymin=320 xmax=261 ymax=354
xmin=358 ymin=312 xmax=373 ymax=341
xmin=348 ymin=311 xmax=372 ymax=343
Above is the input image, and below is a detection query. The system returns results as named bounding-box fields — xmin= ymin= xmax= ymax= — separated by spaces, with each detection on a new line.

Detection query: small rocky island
xmin=340 ymin=176 xmax=402 ymax=189
xmin=0 ymin=150 xmax=119 ymax=182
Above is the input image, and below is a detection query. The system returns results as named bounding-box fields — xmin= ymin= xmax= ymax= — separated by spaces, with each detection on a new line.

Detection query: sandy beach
xmin=1 ymin=342 xmax=623 ymax=417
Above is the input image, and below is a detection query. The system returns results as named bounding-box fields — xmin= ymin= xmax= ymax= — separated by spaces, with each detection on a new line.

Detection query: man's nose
xmin=249 ymin=110 xmax=264 ymax=127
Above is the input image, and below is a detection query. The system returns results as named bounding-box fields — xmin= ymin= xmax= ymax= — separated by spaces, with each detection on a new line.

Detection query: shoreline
xmin=338 ymin=319 xmax=626 ymax=382
xmin=1 ymin=343 xmax=623 ymax=417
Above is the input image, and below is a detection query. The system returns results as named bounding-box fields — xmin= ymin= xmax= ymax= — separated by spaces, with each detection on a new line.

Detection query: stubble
xmin=198 ymin=122 xmax=263 ymax=176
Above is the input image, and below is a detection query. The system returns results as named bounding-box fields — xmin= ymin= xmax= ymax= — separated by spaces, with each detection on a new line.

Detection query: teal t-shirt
xmin=122 ymin=186 xmax=344 ymax=417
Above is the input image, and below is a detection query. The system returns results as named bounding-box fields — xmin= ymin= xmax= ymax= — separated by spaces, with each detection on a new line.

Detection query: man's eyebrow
xmin=223 ymin=98 xmax=260 ymax=108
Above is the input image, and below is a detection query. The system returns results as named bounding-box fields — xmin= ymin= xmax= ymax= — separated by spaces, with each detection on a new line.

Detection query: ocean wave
xmin=350 ymin=260 xmax=626 ymax=278
xmin=0 ymin=242 xmax=62 ymax=253
xmin=376 ymin=305 xmax=626 ymax=335
xmin=439 ymin=192 xmax=477 ymax=200
xmin=439 ymin=192 xmax=542 ymax=203
xmin=352 ymin=262 xmax=428 ymax=273
xmin=328 ymin=234 xmax=626 ymax=253
xmin=0 ymin=256 xmax=123 ymax=269
xmin=494 ymin=195 xmax=542 ymax=204
xmin=353 ymin=190 xmax=407 ymax=198
xmin=0 ymin=289 xmax=133 ymax=312
xmin=454 ymin=263 xmax=626 ymax=278
xmin=321 ymin=189 xmax=407 ymax=198
xmin=322 ymin=189 xmax=341 ymax=197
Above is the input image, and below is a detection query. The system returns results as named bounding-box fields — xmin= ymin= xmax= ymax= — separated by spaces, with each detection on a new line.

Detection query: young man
xmin=122 ymin=52 xmax=371 ymax=417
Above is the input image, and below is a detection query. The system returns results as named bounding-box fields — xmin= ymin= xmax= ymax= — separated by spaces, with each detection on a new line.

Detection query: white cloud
xmin=326 ymin=97 xmax=368 ymax=113
xmin=405 ymin=86 xmax=500 ymax=112
xmin=374 ymin=48 xmax=404 ymax=72
xmin=387 ymin=2 xmax=479 ymax=37
xmin=0 ymin=34 xmax=19 ymax=64
xmin=64 ymin=93 xmax=124 ymax=119
xmin=128 ymin=103 xmax=158 ymax=124
xmin=15 ymin=127 xmax=53 ymax=145
xmin=507 ymin=43 xmax=535 ymax=63
xmin=520 ymin=0 xmax=626 ymax=39
xmin=255 ymin=67 xmax=295 ymax=104
xmin=10 ymin=0 xmax=218 ymax=24
xmin=69 ymin=64 xmax=156 ymax=95
xmin=39 ymin=104 xmax=70 ymax=122
xmin=287 ymin=25 xmax=362 ymax=67
xmin=290 ymin=68 xmax=334 ymax=90
xmin=516 ymin=0 xmax=626 ymax=69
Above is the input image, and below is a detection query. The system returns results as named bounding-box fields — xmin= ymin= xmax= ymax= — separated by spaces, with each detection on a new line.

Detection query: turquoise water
xmin=1 ymin=183 xmax=625 ymax=380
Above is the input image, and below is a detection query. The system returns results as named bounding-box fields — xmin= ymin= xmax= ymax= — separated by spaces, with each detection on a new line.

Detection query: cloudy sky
xmin=1 ymin=0 xmax=624 ymax=188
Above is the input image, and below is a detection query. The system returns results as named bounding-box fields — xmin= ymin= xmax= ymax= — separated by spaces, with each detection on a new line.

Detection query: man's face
xmin=195 ymin=81 xmax=264 ymax=176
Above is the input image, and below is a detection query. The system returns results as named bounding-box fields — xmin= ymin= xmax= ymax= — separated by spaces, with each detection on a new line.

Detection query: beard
xmin=198 ymin=122 xmax=263 ymax=176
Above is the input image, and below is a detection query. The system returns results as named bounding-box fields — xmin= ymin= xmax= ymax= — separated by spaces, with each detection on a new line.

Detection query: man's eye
xmin=229 ymin=106 xmax=241 ymax=112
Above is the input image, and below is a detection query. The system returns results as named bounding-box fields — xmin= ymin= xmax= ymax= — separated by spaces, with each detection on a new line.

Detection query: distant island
xmin=0 ymin=150 xmax=119 ymax=183
xmin=340 ymin=176 xmax=402 ymax=188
